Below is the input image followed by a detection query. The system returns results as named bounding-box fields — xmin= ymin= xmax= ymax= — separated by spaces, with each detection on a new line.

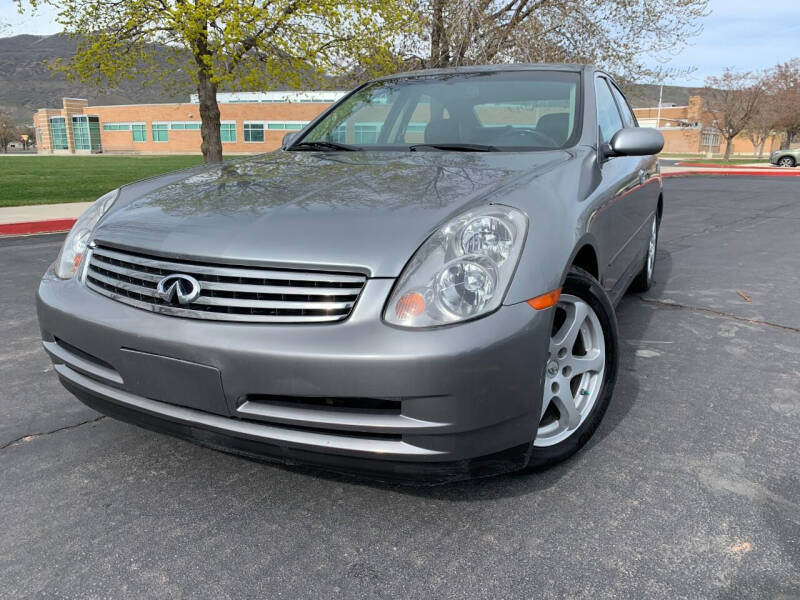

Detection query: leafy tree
xmin=18 ymin=0 xmax=420 ymax=163
xmin=415 ymin=0 xmax=709 ymax=80
xmin=702 ymin=69 xmax=764 ymax=161
xmin=0 ymin=111 xmax=20 ymax=153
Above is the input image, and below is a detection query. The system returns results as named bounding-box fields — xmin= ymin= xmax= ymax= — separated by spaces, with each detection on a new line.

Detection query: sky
xmin=1 ymin=0 xmax=799 ymax=87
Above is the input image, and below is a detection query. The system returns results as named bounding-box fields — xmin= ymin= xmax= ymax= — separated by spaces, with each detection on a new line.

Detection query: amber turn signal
xmin=395 ymin=292 xmax=426 ymax=320
xmin=526 ymin=288 xmax=562 ymax=310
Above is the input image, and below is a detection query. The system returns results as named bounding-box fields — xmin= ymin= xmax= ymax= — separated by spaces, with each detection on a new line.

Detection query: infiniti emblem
xmin=156 ymin=274 xmax=201 ymax=305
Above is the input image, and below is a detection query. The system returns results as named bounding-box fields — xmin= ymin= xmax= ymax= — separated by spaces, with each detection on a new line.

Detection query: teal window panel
xmin=243 ymin=123 xmax=264 ymax=142
xmin=49 ymin=117 xmax=68 ymax=150
xmin=132 ymin=124 xmax=146 ymax=142
xmin=220 ymin=123 xmax=236 ymax=143
xmin=152 ymin=123 xmax=169 ymax=142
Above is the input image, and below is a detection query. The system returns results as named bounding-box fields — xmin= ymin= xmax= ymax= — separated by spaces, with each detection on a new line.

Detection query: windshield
xmin=293 ymin=70 xmax=581 ymax=152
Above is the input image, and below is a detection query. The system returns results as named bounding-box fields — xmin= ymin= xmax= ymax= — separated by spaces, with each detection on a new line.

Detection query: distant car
xmin=770 ymin=148 xmax=799 ymax=167
xmin=37 ymin=64 xmax=664 ymax=482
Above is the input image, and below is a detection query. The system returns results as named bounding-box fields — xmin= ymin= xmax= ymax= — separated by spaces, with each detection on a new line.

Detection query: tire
xmin=525 ymin=267 xmax=619 ymax=471
xmin=628 ymin=213 xmax=659 ymax=293
xmin=777 ymin=156 xmax=796 ymax=168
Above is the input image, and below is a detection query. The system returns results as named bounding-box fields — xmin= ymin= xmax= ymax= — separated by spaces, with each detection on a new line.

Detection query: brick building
xmin=633 ymin=96 xmax=781 ymax=156
xmin=34 ymin=91 xmax=781 ymax=157
xmin=33 ymin=91 xmax=346 ymax=155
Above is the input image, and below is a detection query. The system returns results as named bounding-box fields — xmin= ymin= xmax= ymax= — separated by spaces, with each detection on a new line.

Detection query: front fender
xmin=503 ymin=149 xmax=598 ymax=305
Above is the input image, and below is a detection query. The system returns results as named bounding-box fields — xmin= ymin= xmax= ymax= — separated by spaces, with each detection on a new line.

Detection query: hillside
xmin=0 ymin=34 xmax=193 ymax=124
xmin=622 ymin=83 xmax=700 ymax=109
xmin=0 ymin=33 xmax=702 ymax=123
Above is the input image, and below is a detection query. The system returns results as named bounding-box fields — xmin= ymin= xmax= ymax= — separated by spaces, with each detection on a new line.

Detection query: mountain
xmin=0 ymin=33 xmax=703 ymax=124
xmin=622 ymin=83 xmax=701 ymax=109
xmin=0 ymin=34 xmax=193 ymax=124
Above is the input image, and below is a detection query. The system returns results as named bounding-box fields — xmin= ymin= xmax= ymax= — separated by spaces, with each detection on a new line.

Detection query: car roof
xmin=370 ymin=63 xmax=595 ymax=83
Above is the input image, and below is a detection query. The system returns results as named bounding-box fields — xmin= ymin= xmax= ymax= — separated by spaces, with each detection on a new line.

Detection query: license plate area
xmin=116 ymin=348 xmax=229 ymax=416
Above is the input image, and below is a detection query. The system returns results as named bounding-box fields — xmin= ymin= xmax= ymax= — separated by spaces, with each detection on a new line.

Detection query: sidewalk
xmin=661 ymin=164 xmax=800 ymax=178
xmin=0 ymin=202 xmax=91 ymax=236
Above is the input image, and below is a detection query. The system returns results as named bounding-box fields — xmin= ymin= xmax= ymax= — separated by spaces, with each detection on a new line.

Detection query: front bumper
xmin=37 ymin=268 xmax=552 ymax=481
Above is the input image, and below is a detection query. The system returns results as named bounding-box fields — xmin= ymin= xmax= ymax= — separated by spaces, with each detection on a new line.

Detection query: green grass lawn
xmin=0 ymin=155 xmax=244 ymax=208
xmin=659 ymin=154 xmax=770 ymax=165
xmin=675 ymin=158 xmax=771 ymax=165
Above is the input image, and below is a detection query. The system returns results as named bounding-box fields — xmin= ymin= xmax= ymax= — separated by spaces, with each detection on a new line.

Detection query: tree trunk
xmin=757 ymin=140 xmax=765 ymax=157
xmin=196 ymin=72 xmax=222 ymax=163
xmin=429 ymin=0 xmax=449 ymax=68
xmin=723 ymin=136 xmax=734 ymax=160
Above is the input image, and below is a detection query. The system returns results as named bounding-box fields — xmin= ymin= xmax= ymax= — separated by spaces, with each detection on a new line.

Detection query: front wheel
xmin=777 ymin=156 xmax=796 ymax=167
xmin=628 ymin=214 xmax=659 ymax=293
xmin=525 ymin=268 xmax=619 ymax=470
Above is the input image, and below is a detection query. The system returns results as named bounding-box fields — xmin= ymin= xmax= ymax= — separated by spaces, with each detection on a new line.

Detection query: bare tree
xmin=0 ymin=112 xmax=20 ymax=153
xmin=417 ymin=0 xmax=709 ymax=81
xmin=767 ymin=59 xmax=800 ymax=149
xmin=743 ymin=80 xmax=780 ymax=157
xmin=702 ymin=69 xmax=764 ymax=160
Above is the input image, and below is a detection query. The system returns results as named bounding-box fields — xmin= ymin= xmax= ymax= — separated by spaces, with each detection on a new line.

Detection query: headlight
xmin=384 ymin=205 xmax=528 ymax=327
xmin=55 ymin=189 xmax=119 ymax=279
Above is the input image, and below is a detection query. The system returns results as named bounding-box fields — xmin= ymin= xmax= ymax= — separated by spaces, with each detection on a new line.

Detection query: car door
xmin=590 ymin=75 xmax=650 ymax=296
xmin=608 ymin=80 xmax=660 ymax=266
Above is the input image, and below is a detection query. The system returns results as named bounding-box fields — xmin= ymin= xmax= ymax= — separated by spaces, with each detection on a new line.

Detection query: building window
xmin=49 ymin=117 xmax=68 ymax=150
xmin=330 ymin=124 xmax=346 ymax=143
xmin=701 ymin=131 xmax=720 ymax=147
xmin=72 ymin=116 xmax=101 ymax=151
xmin=102 ymin=123 xmax=131 ymax=131
xmin=132 ymin=124 xmax=146 ymax=142
xmin=88 ymin=116 xmax=101 ymax=150
xmin=354 ymin=123 xmax=381 ymax=144
xmin=221 ymin=122 xmax=236 ymax=143
xmin=244 ymin=122 xmax=264 ymax=142
xmin=152 ymin=123 xmax=169 ymax=142
xmin=170 ymin=122 xmax=201 ymax=130
xmin=72 ymin=116 xmax=90 ymax=150
xmin=265 ymin=122 xmax=305 ymax=130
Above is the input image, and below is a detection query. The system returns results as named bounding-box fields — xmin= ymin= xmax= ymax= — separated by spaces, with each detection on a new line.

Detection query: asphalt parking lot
xmin=1 ymin=176 xmax=799 ymax=598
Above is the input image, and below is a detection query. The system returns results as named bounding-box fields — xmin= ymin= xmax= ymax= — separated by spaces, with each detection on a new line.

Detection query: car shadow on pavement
xmin=584 ymin=246 xmax=674 ymax=452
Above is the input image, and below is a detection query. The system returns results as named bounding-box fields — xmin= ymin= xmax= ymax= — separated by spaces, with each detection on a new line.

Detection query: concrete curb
xmin=662 ymin=169 xmax=800 ymax=178
xmin=676 ymin=162 xmax=777 ymax=168
xmin=0 ymin=219 xmax=76 ymax=236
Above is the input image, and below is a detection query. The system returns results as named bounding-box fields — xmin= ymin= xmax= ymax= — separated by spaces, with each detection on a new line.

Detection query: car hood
xmin=95 ymin=150 xmax=569 ymax=277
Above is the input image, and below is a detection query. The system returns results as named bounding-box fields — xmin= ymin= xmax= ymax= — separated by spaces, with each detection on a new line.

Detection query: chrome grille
xmin=84 ymin=244 xmax=366 ymax=323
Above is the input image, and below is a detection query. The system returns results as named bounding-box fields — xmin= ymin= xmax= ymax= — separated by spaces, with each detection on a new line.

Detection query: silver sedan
xmin=38 ymin=65 xmax=664 ymax=482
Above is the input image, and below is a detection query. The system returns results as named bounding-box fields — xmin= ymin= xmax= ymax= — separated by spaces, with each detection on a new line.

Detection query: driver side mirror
xmin=602 ymin=127 xmax=663 ymax=159
xmin=282 ymin=132 xmax=299 ymax=150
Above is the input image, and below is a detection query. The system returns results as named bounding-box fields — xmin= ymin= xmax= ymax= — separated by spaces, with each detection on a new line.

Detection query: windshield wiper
xmin=290 ymin=141 xmax=361 ymax=152
xmin=408 ymin=143 xmax=499 ymax=152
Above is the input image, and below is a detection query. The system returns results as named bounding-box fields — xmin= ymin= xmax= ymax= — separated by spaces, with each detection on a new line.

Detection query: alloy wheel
xmin=535 ymin=294 xmax=606 ymax=447
xmin=778 ymin=157 xmax=795 ymax=167
xmin=646 ymin=218 xmax=657 ymax=280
